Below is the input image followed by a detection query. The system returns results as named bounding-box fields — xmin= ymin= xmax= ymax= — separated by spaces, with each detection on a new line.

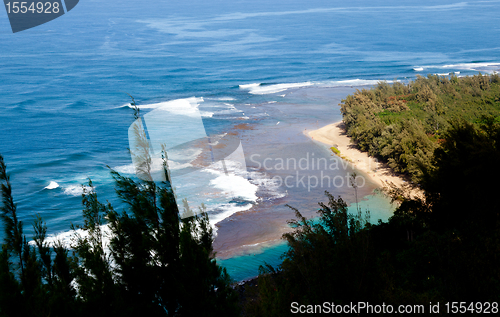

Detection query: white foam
xmin=241 ymin=82 xmax=313 ymax=94
xmin=213 ymin=108 xmax=242 ymax=115
xmin=418 ymin=62 xmax=500 ymax=74
xmin=413 ymin=67 xmax=424 ymax=71
xmin=205 ymin=164 xmax=258 ymax=202
xmin=63 ymin=185 xmax=92 ymax=197
xmin=29 ymin=224 xmax=113 ymax=250
xmin=440 ymin=62 xmax=500 ymax=70
xmin=318 ymin=79 xmax=384 ymax=87
xmin=131 ymin=97 xmax=204 ymax=117
xmin=45 ymin=181 xmax=59 ymax=190
xmin=241 ymin=79 xmax=383 ymax=94
xmin=239 ymin=83 xmax=261 ymax=89
xmin=200 ymin=111 xmax=214 ymax=117
xmin=209 ymin=203 xmax=253 ymax=225
xmin=114 ymin=164 xmax=136 ymax=174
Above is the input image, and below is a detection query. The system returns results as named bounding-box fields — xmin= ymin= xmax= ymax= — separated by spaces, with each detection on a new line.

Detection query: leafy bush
xmin=340 ymin=74 xmax=500 ymax=181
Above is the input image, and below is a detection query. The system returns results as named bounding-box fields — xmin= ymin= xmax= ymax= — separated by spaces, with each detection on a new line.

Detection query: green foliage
xmin=0 ymin=153 xmax=239 ymax=316
xmin=245 ymin=193 xmax=376 ymax=316
xmin=0 ymin=156 xmax=24 ymax=278
xmin=247 ymin=121 xmax=500 ymax=314
xmin=340 ymin=74 xmax=500 ymax=181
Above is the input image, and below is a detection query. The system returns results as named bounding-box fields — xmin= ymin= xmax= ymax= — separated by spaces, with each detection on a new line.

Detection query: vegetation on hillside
xmin=241 ymin=75 xmax=500 ymax=315
xmin=340 ymin=73 xmax=500 ymax=180
xmin=243 ymin=120 xmax=500 ymax=316
xmin=0 ymin=154 xmax=238 ymax=317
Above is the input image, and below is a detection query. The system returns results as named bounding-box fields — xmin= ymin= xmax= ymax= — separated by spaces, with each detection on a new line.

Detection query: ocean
xmin=0 ymin=0 xmax=499 ymax=281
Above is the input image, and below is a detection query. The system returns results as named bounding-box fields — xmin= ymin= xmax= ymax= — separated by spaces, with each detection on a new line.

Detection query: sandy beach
xmin=307 ymin=121 xmax=411 ymax=191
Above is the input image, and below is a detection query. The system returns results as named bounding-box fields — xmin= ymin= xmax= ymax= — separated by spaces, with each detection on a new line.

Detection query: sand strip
xmin=307 ymin=121 xmax=410 ymax=190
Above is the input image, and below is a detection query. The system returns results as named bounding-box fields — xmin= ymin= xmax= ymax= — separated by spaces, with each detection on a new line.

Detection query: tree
xmin=246 ymin=192 xmax=375 ymax=316
xmin=1 ymin=154 xmax=79 ymax=317
xmin=0 ymin=147 xmax=239 ymax=316
xmin=420 ymin=119 xmax=500 ymax=232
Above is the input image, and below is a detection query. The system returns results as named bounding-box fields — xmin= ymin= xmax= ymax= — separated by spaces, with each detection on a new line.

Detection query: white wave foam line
xmin=240 ymin=79 xmax=387 ymax=95
xmin=239 ymin=83 xmax=261 ymax=89
xmin=29 ymin=224 xmax=112 ymax=250
xmin=440 ymin=62 xmax=500 ymax=70
xmin=209 ymin=162 xmax=286 ymax=201
xmin=418 ymin=62 xmax=500 ymax=73
xmin=130 ymin=97 xmax=204 ymax=117
xmin=413 ymin=67 xmax=424 ymax=72
xmin=45 ymin=181 xmax=59 ymax=190
xmin=318 ymin=79 xmax=385 ymax=87
xmin=241 ymin=82 xmax=313 ymax=95
xmin=209 ymin=203 xmax=254 ymax=226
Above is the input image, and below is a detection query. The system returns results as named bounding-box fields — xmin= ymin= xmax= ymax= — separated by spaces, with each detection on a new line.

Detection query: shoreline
xmin=306 ymin=121 xmax=411 ymax=191
xmin=214 ymin=86 xmax=402 ymax=265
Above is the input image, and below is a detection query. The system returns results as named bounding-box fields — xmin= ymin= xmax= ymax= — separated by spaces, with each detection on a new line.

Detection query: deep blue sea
xmin=1 ymin=0 xmax=499 ymax=281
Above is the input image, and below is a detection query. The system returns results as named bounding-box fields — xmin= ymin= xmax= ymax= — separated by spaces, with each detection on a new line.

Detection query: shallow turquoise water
xmin=219 ymin=192 xmax=396 ymax=281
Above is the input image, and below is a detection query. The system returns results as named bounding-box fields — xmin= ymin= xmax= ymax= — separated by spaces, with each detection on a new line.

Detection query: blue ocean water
xmin=0 ymin=0 xmax=499 ymax=281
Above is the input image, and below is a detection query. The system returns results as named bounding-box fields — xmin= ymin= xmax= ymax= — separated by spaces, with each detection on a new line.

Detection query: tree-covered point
xmin=340 ymin=73 xmax=500 ymax=180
